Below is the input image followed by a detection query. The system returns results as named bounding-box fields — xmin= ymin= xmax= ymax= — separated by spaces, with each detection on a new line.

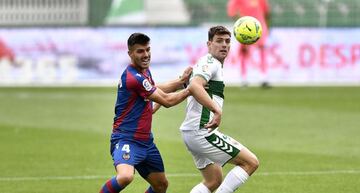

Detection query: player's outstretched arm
xmin=152 ymin=66 xmax=192 ymax=114
xmin=148 ymin=87 xmax=190 ymax=108
xmin=156 ymin=66 xmax=192 ymax=93
xmin=188 ymin=75 xmax=222 ymax=131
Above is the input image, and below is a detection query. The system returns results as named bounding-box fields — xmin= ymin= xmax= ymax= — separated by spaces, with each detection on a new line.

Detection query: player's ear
xmin=127 ymin=45 xmax=133 ymax=56
xmin=207 ymin=41 xmax=211 ymax=48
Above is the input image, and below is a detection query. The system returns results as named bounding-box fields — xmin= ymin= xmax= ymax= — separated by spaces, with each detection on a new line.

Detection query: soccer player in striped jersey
xmin=179 ymin=26 xmax=259 ymax=193
xmin=99 ymin=33 xmax=192 ymax=193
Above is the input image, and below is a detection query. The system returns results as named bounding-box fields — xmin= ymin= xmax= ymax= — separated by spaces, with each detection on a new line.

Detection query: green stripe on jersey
xmin=205 ymin=133 xmax=240 ymax=157
xmin=199 ymin=81 xmax=224 ymax=128
xmin=207 ymin=80 xmax=225 ymax=99
xmin=199 ymin=91 xmax=212 ymax=128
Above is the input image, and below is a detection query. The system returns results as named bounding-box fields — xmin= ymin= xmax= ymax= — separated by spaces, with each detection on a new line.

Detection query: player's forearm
xmin=161 ymin=89 xmax=190 ymax=108
xmin=156 ymin=66 xmax=192 ymax=92
xmin=156 ymin=78 xmax=185 ymax=93
xmin=188 ymin=83 xmax=221 ymax=114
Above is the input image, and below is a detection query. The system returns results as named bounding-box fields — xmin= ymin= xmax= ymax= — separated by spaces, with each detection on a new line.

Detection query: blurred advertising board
xmin=0 ymin=27 xmax=359 ymax=86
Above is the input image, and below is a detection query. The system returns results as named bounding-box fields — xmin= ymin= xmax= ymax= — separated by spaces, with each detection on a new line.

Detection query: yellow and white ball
xmin=233 ymin=16 xmax=262 ymax=45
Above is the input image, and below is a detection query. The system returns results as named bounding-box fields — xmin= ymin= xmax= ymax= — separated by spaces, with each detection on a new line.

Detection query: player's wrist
xmin=178 ymin=76 xmax=188 ymax=89
xmin=184 ymin=88 xmax=190 ymax=97
xmin=212 ymin=107 xmax=222 ymax=115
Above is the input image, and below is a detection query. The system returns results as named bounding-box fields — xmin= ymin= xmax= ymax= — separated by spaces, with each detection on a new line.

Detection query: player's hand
xmin=179 ymin=66 xmax=193 ymax=88
xmin=152 ymin=102 xmax=162 ymax=114
xmin=205 ymin=110 xmax=222 ymax=132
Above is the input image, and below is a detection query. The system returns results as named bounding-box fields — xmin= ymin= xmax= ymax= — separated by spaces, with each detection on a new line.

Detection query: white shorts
xmin=181 ymin=129 xmax=244 ymax=169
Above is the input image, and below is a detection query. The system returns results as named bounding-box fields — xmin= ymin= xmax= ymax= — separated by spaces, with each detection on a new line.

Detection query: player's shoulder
xmin=126 ymin=66 xmax=155 ymax=93
xmin=121 ymin=66 xmax=143 ymax=88
xmin=197 ymin=54 xmax=221 ymax=65
xmin=124 ymin=66 xmax=145 ymax=81
xmin=195 ymin=54 xmax=221 ymax=71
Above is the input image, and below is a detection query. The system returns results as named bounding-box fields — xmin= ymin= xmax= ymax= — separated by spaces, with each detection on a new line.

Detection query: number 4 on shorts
xmin=122 ymin=144 xmax=130 ymax=153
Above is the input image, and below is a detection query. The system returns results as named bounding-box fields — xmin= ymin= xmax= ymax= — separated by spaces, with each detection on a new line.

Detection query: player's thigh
xmin=228 ymin=146 xmax=259 ymax=175
xmin=229 ymin=147 xmax=259 ymax=165
xmin=135 ymin=143 xmax=165 ymax=179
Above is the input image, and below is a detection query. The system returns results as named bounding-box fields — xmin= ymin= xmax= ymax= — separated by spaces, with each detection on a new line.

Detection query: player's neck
xmin=130 ymin=63 xmax=147 ymax=73
xmin=209 ymin=53 xmax=225 ymax=64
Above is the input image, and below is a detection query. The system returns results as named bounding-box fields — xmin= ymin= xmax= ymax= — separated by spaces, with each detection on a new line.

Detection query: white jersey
xmin=180 ymin=53 xmax=225 ymax=131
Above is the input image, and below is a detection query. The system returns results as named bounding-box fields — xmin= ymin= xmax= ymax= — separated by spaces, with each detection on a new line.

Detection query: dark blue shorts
xmin=111 ymin=139 xmax=165 ymax=178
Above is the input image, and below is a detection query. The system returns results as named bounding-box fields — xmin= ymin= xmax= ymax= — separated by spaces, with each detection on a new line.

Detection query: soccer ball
xmin=233 ymin=16 xmax=262 ymax=45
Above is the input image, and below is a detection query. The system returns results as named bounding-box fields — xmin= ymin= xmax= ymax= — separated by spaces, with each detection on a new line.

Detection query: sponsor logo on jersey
xmin=142 ymin=79 xmax=153 ymax=91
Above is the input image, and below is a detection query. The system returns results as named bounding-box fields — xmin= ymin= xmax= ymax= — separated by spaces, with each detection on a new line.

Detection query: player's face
xmin=128 ymin=43 xmax=151 ymax=71
xmin=207 ymin=34 xmax=231 ymax=63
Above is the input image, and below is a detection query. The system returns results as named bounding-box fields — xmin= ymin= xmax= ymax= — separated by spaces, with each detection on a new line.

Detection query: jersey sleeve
xmin=138 ymin=77 xmax=156 ymax=98
xmin=192 ymin=55 xmax=218 ymax=82
xmin=127 ymin=71 xmax=156 ymax=98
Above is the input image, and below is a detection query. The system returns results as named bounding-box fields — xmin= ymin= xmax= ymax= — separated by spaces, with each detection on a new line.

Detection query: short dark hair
xmin=208 ymin=26 xmax=231 ymax=41
xmin=127 ymin=33 xmax=150 ymax=49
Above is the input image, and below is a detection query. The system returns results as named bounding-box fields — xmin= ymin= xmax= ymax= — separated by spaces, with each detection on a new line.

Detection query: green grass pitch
xmin=0 ymin=86 xmax=359 ymax=193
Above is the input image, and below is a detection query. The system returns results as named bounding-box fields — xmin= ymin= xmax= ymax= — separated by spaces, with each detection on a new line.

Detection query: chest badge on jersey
xmin=142 ymin=79 xmax=153 ymax=91
xmin=122 ymin=153 xmax=130 ymax=160
xmin=202 ymin=65 xmax=209 ymax=73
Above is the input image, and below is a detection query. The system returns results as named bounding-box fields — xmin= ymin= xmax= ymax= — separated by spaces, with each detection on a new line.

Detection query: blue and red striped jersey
xmin=111 ymin=65 xmax=156 ymax=143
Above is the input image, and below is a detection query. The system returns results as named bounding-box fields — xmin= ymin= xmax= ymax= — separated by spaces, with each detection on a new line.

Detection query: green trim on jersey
xmin=207 ymin=55 xmax=214 ymax=64
xmin=207 ymin=80 xmax=225 ymax=99
xmin=199 ymin=90 xmax=212 ymax=128
xmin=199 ymin=81 xmax=224 ymax=128
xmin=205 ymin=132 xmax=240 ymax=158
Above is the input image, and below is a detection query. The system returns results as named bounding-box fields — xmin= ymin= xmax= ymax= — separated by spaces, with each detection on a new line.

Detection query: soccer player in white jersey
xmin=180 ymin=26 xmax=259 ymax=193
